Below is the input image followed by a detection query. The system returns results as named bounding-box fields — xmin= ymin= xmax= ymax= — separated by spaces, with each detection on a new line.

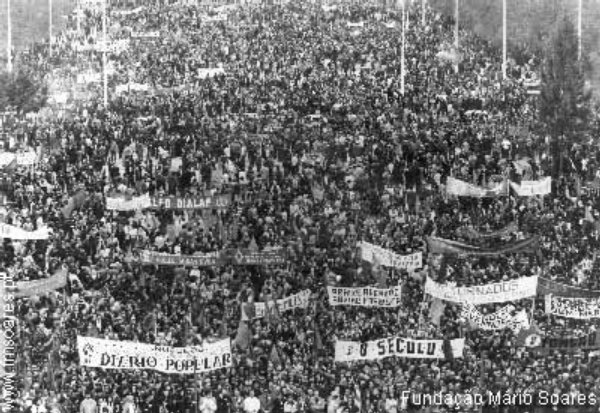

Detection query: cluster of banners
xmin=426 ymin=236 xmax=539 ymax=256
xmin=77 ymin=336 xmax=232 ymax=374
xmin=545 ymin=295 xmax=600 ymax=319
xmin=327 ymin=286 xmax=402 ymax=308
xmin=254 ymin=290 xmax=311 ymax=319
xmin=446 ymin=177 xmax=551 ymax=197
xmin=461 ymin=303 xmax=530 ymax=332
xmin=140 ymin=249 xmax=286 ymax=266
xmin=334 ymin=337 xmax=465 ymax=362
xmin=106 ymin=194 xmax=231 ymax=211
xmin=11 ymin=269 xmax=68 ymax=298
xmin=357 ymin=241 xmax=422 ymax=271
xmin=424 ymin=277 xmax=539 ymax=304
xmin=0 ymin=223 xmax=50 ymax=240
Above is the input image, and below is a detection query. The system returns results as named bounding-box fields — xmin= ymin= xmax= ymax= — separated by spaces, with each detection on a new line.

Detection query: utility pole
xmin=454 ymin=0 xmax=459 ymax=73
xmin=49 ymin=0 xmax=53 ymax=54
xmin=578 ymin=0 xmax=582 ymax=60
xmin=6 ymin=0 xmax=12 ymax=73
xmin=400 ymin=0 xmax=405 ymax=95
xmin=102 ymin=0 xmax=108 ymax=107
xmin=502 ymin=0 xmax=507 ymax=79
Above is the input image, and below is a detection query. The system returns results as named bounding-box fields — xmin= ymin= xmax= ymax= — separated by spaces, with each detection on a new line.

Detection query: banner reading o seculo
xmin=335 ymin=337 xmax=465 ymax=362
xmin=77 ymin=336 xmax=232 ymax=374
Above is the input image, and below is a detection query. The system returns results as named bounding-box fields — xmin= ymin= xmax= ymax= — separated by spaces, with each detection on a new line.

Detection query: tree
xmin=0 ymin=69 xmax=48 ymax=114
xmin=539 ymin=15 xmax=592 ymax=178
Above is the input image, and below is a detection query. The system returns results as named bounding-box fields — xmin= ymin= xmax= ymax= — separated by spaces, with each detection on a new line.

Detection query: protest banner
xmin=149 ymin=194 xmax=231 ymax=210
xmin=545 ymin=294 xmax=600 ymax=319
xmin=358 ymin=241 xmax=422 ymax=271
xmin=254 ymin=290 xmax=311 ymax=319
xmin=77 ymin=336 xmax=232 ymax=374
xmin=140 ymin=249 xmax=286 ymax=267
xmin=445 ymin=177 xmax=508 ymax=198
xmin=461 ymin=303 xmax=529 ymax=332
xmin=140 ymin=251 xmax=220 ymax=267
xmin=334 ymin=337 xmax=465 ymax=362
xmin=105 ymin=194 xmax=152 ymax=211
xmin=518 ymin=328 xmax=600 ymax=354
xmin=426 ymin=236 xmax=539 ymax=256
xmin=510 ymin=177 xmax=552 ymax=196
xmin=424 ymin=276 xmax=538 ymax=304
xmin=327 ymin=286 xmax=402 ymax=308
xmin=0 ymin=223 xmax=50 ymax=240
xmin=11 ymin=269 xmax=68 ymax=298
xmin=537 ymin=277 xmax=600 ymax=298
xmin=456 ymin=222 xmax=518 ymax=240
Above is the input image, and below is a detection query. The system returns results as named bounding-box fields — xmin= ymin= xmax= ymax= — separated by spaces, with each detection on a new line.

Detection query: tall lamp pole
xmin=502 ymin=0 xmax=507 ymax=79
xmin=102 ymin=0 xmax=108 ymax=107
xmin=6 ymin=0 xmax=12 ymax=73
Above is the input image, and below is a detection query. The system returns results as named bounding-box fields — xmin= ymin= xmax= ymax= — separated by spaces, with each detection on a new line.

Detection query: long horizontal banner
xmin=327 ymin=286 xmax=403 ymax=307
xmin=254 ymin=290 xmax=311 ymax=319
xmin=0 ymin=151 xmax=38 ymax=167
xmin=446 ymin=177 xmax=507 ymax=198
xmin=424 ymin=276 xmax=538 ymax=304
xmin=106 ymin=194 xmax=231 ymax=211
xmin=0 ymin=223 xmax=50 ymax=240
xmin=149 ymin=195 xmax=231 ymax=210
xmin=510 ymin=177 xmax=551 ymax=196
xmin=11 ymin=269 xmax=68 ymax=298
xmin=545 ymin=294 xmax=600 ymax=319
xmin=537 ymin=277 xmax=600 ymax=298
xmin=426 ymin=236 xmax=539 ymax=256
xmin=77 ymin=336 xmax=231 ymax=374
xmin=335 ymin=337 xmax=465 ymax=362
xmin=456 ymin=222 xmax=518 ymax=240
xmin=140 ymin=249 xmax=286 ymax=266
xmin=358 ymin=241 xmax=422 ymax=271
xmin=519 ymin=329 xmax=600 ymax=354
xmin=461 ymin=303 xmax=529 ymax=332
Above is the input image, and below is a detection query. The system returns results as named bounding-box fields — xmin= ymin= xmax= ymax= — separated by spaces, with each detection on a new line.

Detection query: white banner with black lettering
xmin=335 ymin=337 xmax=465 ymax=362
xmin=461 ymin=303 xmax=530 ymax=332
xmin=254 ymin=290 xmax=311 ymax=319
xmin=545 ymin=294 xmax=600 ymax=319
xmin=105 ymin=194 xmax=151 ymax=211
xmin=327 ymin=286 xmax=402 ymax=307
xmin=358 ymin=241 xmax=422 ymax=271
xmin=510 ymin=177 xmax=551 ymax=196
xmin=77 ymin=336 xmax=232 ymax=374
xmin=0 ymin=223 xmax=50 ymax=240
xmin=424 ymin=276 xmax=538 ymax=304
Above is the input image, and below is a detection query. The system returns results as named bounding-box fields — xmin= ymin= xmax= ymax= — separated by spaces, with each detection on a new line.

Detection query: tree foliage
xmin=0 ymin=69 xmax=49 ymax=114
xmin=539 ymin=15 xmax=591 ymax=139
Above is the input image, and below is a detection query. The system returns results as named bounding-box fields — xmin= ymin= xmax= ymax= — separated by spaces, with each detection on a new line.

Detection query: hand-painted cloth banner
xmin=358 ymin=241 xmax=422 ymax=271
xmin=12 ymin=269 xmax=68 ymax=298
xmin=537 ymin=277 xmax=600 ymax=298
xmin=510 ymin=177 xmax=551 ymax=196
xmin=254 ymin=290 xmax=311 ymax=319
xmin=334 ymin=337 xmax=465 ymax=362
xmin=106 ymin=194 xmax=151 ymax=211
xmin=446 ymin=177 xmax=507 ymax=198
xmin=545 ymin=294 xmax=600 ymax=319
xmin=456 ymin=222 xmax=518 ymax=240
xmin=518 ymin=328 xmax=600 ymax=354
xmin=327 ymin=286 xmax=403 ymax=307
xmin=424 ymin=276 xmax=538 ymax=304
xmin=461 ymin=303 xmax=529 ymax=332
xmin=140 ymin=249 xmax=286 ymax=267
xmin=0 ymin=223 xmax=50 ymax=240
xmin=149 ymin=195 xmax=231 ymax=210
xmin=426 ymin=236 xmax=539 ymax=256
xmin=0 ymin=151 xmax=37 ymax=167
xmin=77 ymin=336 xmax=232 ymax=374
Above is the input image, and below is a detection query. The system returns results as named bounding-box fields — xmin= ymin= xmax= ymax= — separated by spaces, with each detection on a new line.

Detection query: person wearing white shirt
xmin=243 ymin=390 xmax=261 ymax=413
xmin=200 ymin=390 xmax=218 ymax=413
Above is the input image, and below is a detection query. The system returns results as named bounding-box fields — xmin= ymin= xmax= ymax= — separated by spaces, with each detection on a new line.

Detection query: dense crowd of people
xmin=2 ymin=0 xmax=600 ymax=412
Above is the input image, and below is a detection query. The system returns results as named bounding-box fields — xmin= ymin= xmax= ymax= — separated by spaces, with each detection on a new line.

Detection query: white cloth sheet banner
xmin=0 ymin=223 xmax=50 ymax=240
xmin=335 ymin=337 xmax=465 ymax=362
xmin=424 ymin=276 xmax=538 ymax=304
xmin=446 ymin=177 xmax=507 ymax=197
xmin=358 ymin=241 xmax=422 ymax=271
xmin=461 ymin=303 xmax=530 ymax=332
xmin=545 ymin=294 xmax=600 ymax=319
xmin=0 ymin=151 xmax=38 ymax=167
xmin=510 ymin=177 xmax=552 ymax=196
xmin=106 ymin=194 xmax=151 ymax=211
xmin=327 ymin=286 xmax=402 ymax=307
xmin=77 ymin=336 xmax=232 ymax=374
xmin=254 ymin=290 xmax=311 ymax=319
